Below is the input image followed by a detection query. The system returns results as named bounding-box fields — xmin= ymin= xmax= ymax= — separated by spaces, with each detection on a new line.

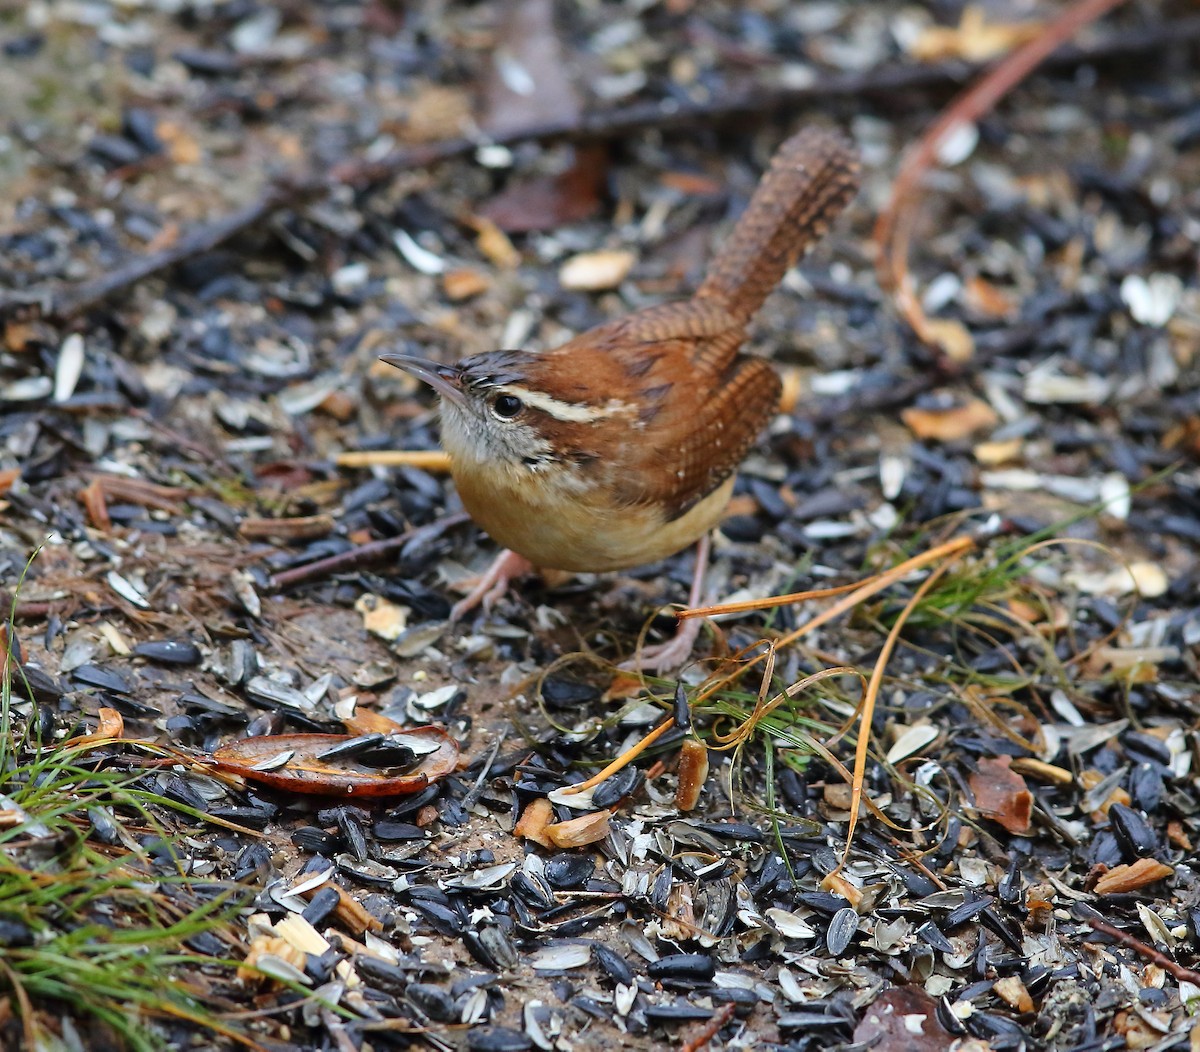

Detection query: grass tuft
xmin=1 ymin=568 xmax=251 ymax=1051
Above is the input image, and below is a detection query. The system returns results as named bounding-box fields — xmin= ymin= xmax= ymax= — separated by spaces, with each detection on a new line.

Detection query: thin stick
xmin=560 ymin=717 xmax=675 ymax=795
xmin=334 ymin=450 xmax=453 ymax=472
xmin=1081 ymin=913 xmax=1200 ymax=986
xmin=875 ymin=0 xmax=1132 ymax=347
xmin=681 ymin=578 xmax=867 ymax=620
xmin=267 ymin=512 xmax=468 ymax=591
xmin=680 ymin=1003 xmax=737 ymax=1052
xmin=689 ymin=535 xmax=974 ymax=740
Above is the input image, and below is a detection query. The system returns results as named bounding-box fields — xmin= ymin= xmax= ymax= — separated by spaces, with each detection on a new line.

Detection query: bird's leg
xmin=620 ymin=534 xmax=711 ymax=673
xmin=449 ymin=548 xmax=534 ymax=622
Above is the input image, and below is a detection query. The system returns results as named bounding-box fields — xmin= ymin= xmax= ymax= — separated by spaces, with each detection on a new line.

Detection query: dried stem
xmin=875 ymin=0 xmax=1132 ymax=353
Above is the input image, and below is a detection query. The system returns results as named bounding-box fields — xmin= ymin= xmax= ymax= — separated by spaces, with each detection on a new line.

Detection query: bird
xmin=383 ymin=126 xmax=860 ymax=669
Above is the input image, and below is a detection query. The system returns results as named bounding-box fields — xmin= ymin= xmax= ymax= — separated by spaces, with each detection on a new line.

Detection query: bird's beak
xmin=380 ymin=353 xmax=466 ymax=409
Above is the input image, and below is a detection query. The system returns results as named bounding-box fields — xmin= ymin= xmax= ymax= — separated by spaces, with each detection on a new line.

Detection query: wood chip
xmin=1009 ymin=757 xmax=1073 ymax=785
xmin=544 ymin=810 xmax=611 ymax=848
xmin=902 ymin=397 xmax=998 ymax=441
xmin=442 ymin=267 xmax=491 ymax=301
xmin=238 ymin=515 xmax=335 ymax=542
xmin=514 ymin=798 xmax=555 ymax=849
xmin=559 ymin=249 xmax=636 ymax=291
xmin=1094 ymin=858 xmax=1175 ymax=895
xmin=335 ymin=450 xmax=453 ymax=471
xmin=993 ymin=975 xmax=1034 ymax=1013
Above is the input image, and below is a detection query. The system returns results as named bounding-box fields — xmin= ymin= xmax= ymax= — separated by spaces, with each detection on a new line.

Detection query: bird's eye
xmin=491 ymin=394 xmax=524 ymax=420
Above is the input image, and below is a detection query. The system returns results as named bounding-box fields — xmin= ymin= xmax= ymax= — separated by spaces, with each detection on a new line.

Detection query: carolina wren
xmin=384 ymin=127 xmax=859 ymax=664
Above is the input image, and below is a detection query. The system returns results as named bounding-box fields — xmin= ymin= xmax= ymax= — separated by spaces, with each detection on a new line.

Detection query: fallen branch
xmin=3 ymin=13 xmax=1197 ymax=323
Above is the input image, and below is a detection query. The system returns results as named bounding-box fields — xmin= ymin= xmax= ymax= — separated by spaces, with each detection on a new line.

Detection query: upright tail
xmin=695 ymin=127 xmax=860 ymax=325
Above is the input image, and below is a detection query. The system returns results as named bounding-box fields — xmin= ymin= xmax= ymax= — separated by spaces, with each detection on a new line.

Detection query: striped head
xmin=381 ymin=350 xmax=636 ymax=478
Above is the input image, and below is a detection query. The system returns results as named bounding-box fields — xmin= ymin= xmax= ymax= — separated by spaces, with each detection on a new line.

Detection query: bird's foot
xmin=449 ymin=549 xmax=534 ymax=622
xmin=618 ymin=616 xmax=703 ymax=673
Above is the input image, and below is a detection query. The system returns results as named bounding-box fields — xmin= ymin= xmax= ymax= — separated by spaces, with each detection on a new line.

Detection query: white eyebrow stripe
xmin=496 ymin=385 xmax=635 ymax=423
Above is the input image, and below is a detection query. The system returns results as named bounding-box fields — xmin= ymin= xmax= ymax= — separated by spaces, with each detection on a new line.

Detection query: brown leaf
xmin=479 ymin=146 xmax=607 ymax=233
xmin=969 ymin=756 xmax=1033 ymax=834
xmin=919 ymin=316 xmax=974 ymax=362
xmin=78 ymin=477 xmax=111 ymax=531
xmin=442 ymin=267 xmax=491 ymax=302
xmin=211 ymin=727 xmax=458 ymax=798
xmin=964 ymin=275 xmax=1018 ymax=319
xmin=61 ymin=706 xmax=125 ymax=749
xmin=853 ymin=987 xmax=957 ymax=1051
xmin=902 ymin=397 xmax=998 ymax=442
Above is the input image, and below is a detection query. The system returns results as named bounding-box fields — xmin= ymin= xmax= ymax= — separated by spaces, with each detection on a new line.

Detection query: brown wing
xmin=616 ymin=353 xmax=781 ymax=520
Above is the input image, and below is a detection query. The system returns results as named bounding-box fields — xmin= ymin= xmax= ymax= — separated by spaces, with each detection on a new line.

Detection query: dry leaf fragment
xmin=1094 ymin=858 xmax=1174 ymax=896
xmin=964 ymin=275 xmax=1018 ymax=319
xmin=479 ymin=146 xmax=606 ymax=234
xmin=969 ymin=756 xmax=1032 ymax=834
xmin=211 ymin=727 xmax=458 ymax=798
xmin=544 ymin=810 xmax=610 ymax=848
xmin=820 ymin=872 xmax=863 ymax=909
xmin=919 ymin=316 xmax=974 ymax=362
xmin=853 ymin=986 xmax=958 ymax=1051
xmin=157 ymin=120 xmax=202 ymax=165
xmin=61 ymin=707 xmax=125 ymax=749
xmin=974 ymin=437 xmax=1023 ymax=466
xmin=902 ymin=397 xmax=998 ymax=442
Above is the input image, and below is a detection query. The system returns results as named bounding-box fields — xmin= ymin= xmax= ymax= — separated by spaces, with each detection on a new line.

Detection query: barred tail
xmin=695 ymin=127 xmax=860 ymax=324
